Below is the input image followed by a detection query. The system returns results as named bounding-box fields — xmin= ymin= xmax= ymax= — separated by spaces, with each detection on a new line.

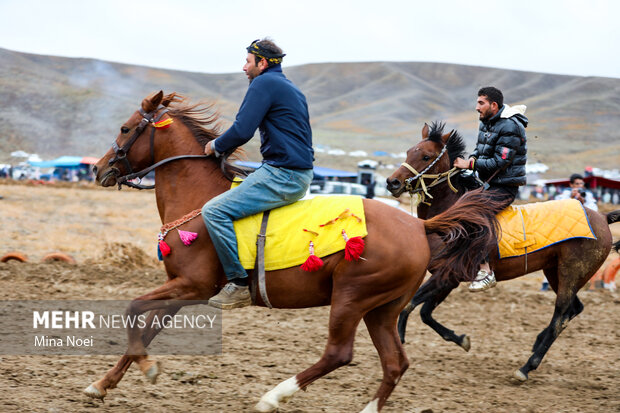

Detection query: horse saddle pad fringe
xmin=496 ymin=199 xmax=596 ymax=259
xmin=234 ymin=195 xmax=367 ymax=271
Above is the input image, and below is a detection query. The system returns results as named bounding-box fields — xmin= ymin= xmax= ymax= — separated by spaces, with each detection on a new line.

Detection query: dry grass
xmin=0 ymin=181 xmax=161 ymax=263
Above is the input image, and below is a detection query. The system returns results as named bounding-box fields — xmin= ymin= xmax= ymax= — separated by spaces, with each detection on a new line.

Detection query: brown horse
xmin=86 ymin=92 xmax=502 ymax=412
xmin=386 ymin=122 xmax=620 ymax=382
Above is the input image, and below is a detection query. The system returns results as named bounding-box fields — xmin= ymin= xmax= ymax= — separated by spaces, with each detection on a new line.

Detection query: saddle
xmin=496 ymin=199 xmax=596 ymax=259
xmin=234 ymin=195 xmax=367 ymax=270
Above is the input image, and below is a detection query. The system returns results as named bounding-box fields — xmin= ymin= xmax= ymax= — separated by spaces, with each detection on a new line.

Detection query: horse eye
xmin=121 ymin=126 xmax=130 ymax=134
xmin=422 ymin=155 xmax=431 ymax=161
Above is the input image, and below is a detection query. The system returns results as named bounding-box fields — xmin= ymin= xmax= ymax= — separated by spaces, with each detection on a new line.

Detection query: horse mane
xmin=426 ymin=121 xmax=466 ymax=164
xmin=426 ymin=121 xmax=479 ymax=192
xmin=163 ymin=93 xmax=244 ymax=160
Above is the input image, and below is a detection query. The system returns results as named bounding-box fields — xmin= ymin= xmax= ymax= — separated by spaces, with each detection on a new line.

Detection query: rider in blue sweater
xmin=202 ymin=38 xmax=314 ymax=309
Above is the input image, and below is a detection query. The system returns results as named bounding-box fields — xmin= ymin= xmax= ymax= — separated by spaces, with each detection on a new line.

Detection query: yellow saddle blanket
xmin=234 ymin=196 xmax=367 ymax=271
xmin=497 ymin=199 xmax=596 ymax=259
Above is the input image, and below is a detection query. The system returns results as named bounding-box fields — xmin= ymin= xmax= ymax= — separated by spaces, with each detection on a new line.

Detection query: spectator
xmin=363 ymin=178 xmax=375 ymax=199
xmin=556 ymin=173 xmax=598 ymax=211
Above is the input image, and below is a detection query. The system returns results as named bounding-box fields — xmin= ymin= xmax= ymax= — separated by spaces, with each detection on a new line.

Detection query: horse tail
xmin=607 ymin=210 xmax=620 ymax=225
xmin=423 ymin=188 xmax=504 ymax=285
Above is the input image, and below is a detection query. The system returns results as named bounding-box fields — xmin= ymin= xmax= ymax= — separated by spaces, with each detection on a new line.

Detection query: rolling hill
xmin=1 ymin=47 xmax=618 ymax=177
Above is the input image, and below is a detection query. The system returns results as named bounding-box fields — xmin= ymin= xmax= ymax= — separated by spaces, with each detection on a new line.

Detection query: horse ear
xmin=421 ymin=123 xmax=429 ymax=139
xmin=441 ymin=130 xmax=454 ymax=144
xmin=142 ymin=91 xmax=164 ymax=113
xmin=151 ymin=90 xmax=164 ymax=107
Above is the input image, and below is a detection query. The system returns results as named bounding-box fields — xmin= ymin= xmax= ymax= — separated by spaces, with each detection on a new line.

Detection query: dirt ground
xmin=0 ymin=182 xmax=618 ymax=412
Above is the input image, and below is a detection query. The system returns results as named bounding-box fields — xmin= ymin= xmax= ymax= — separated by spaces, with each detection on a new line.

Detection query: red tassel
xmin=159 ymin=240 xmax=171 ymax=256
xmin=342 ymin=230 xmax=364 ymax=261
xmin=301 ymin=241 xmax=324 ymax=271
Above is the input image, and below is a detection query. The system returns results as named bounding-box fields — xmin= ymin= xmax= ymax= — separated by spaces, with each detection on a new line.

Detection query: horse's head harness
xmin=400 ymin=142 xmax=460 ymax=205
xmin=107 ymin=104 xmax=247 ymax=190
xmin=108 ymin=105 xmax=169 ymax=189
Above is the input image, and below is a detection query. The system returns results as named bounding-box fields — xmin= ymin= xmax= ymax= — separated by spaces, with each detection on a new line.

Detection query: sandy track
xmin=0 ymin=183 xmax=618 ymax=412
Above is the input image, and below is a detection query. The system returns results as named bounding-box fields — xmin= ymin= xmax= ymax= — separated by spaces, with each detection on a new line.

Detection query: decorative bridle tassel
xmin=153 ymin=118 xmax=174 ymax=129
xmin=301 ymin=241 xmax=324 ymax=272
xmin=342 ymin=229 xmax=364 ymax=261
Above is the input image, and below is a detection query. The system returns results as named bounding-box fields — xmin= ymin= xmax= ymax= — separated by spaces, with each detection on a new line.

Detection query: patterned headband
xmin=247 ymin=39 xmax=286 ymax=65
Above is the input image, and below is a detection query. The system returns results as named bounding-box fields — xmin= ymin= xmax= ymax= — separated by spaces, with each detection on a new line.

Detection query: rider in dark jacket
xmin=471 ymin=104 xmax=528 ymax=188
xmin=454 ymin=86 xmax=528 ymax=292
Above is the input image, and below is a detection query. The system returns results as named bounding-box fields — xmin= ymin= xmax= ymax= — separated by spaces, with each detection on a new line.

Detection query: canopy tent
xmin=28 ymin=156 xmax=99 ymax=168
xmin=235 ymin=161 xmax=357 ymax=179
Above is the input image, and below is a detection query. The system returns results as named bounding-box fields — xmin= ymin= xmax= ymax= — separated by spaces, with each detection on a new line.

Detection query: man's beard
xmin=479 ymin=110 xmax=492 ymax=121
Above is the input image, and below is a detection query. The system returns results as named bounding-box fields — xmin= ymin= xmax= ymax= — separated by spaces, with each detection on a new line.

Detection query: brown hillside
xmin=1 ymin=48 xmax=618 ymax=177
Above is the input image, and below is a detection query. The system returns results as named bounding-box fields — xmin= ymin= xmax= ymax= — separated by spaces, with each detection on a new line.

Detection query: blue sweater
xmin=213 ymin=65 xmax=314 ymax=169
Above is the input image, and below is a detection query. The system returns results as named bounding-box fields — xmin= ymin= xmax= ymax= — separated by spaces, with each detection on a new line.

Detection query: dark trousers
xmin=482 ymin=185 xmax=518 ymax=264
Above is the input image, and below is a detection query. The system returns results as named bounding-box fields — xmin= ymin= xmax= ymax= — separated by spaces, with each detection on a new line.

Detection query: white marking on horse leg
xmin=255 ymin=376 xmax=299 ymax=412
xmin=83 ymin=379 xmax=107 ymax=400
xmin=360 ymin=398 xmax=379 ymax=413
xmin=138 ymin=358 xmax=161 ymax=384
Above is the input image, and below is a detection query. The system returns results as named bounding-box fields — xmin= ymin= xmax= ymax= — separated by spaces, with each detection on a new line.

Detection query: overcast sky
xmin=0 ymin=0 xmax=618 ymax=78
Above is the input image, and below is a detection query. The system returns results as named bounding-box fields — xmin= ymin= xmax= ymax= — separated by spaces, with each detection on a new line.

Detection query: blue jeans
xmin=202 ymin=164 xmax=313 ymax=281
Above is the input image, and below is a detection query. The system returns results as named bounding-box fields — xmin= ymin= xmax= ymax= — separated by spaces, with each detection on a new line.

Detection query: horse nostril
xmin=92 ymin=165 xmax=98 ymax=175
xmin=386 ymin=178 xmax=401 ymax=190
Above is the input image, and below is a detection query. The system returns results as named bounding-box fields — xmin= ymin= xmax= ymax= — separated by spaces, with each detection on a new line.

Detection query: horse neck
xmin=416 ymin=179 xmax=463 ymax=219
xmin=153 ymin=130 xmax=230 ymax=223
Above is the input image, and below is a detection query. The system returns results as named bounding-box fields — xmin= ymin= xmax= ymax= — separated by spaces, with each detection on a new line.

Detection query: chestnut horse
xmin=386 ymin=122 xmax=620 ymax=382
xmin=86 ymin=92 xmax=502 ymax=412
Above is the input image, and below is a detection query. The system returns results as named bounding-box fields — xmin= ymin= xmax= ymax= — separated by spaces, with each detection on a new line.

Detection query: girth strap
xmin=252 ymin=210 xmax=273 ymax=308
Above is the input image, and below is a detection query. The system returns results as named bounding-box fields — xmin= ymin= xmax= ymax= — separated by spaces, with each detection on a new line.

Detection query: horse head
xmin=94 ymin=91 xmax=178 ymax=188
xmin=386 ymin=122 xmax=460 ymax=197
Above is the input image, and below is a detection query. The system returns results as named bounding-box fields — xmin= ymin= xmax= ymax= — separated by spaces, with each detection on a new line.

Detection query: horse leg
xmin=360 ymin=297 xmax=410 ymax=412
xmin=514 ymin=275 xmax=585 ymax=381
xmin=397 ymin=277 xmax=436 ymax=343
xmin=83 ymin=305 xmax=181 ymax=399
xmin=398 ymin=276 xmax=460 ymax=345
xmin=531 ymin=267 xmax=559 ymax=351
xmin=84 ymin=277 xmax=203 ymax=399
xmin=398 ymin=276 xmax=466 ymax=350
xmin=255 ymin=296 xmax=363 ymax=412
xmin=417 ymin=280 xmax=469 ymax=351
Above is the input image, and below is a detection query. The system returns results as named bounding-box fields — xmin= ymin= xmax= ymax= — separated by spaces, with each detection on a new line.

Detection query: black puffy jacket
xmin=470 ymin=105 xmax=528 ymax=186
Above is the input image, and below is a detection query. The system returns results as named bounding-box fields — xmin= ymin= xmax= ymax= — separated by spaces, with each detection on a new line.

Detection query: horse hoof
xmin=84 ymin=382 xmax=106 ymax=400
xmin=460 ymin=335 xmax=471 ymax=352
xmin=254 ymin=399 xmax=278 ymax=412
xmin=513 ymin=369 xmax=528 ymax=382
xmin=142 ymin=360 xmax=161 ymax=384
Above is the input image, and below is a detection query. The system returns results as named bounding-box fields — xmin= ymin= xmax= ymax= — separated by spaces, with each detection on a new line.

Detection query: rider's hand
xmin=453 ymin=157 xmax=470 ymax=169
xmin=204 ymin=141 xmax=214 ymax=156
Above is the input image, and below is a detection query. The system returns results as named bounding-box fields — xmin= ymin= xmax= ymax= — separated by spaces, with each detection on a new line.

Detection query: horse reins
xmin=108 ymin=105 xmax=214 ymax=190
xmin=400 ymin=143 xmax=461 ymax=206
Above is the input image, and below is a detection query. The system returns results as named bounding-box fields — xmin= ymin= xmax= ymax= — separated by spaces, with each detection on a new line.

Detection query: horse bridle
xmin=108 ymin=105 xmax=249 ymax=190
xmin=400 ymin=143 xmax=461 ymax=205
xmin=108 ymin=105 xmax=172 ymax=189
